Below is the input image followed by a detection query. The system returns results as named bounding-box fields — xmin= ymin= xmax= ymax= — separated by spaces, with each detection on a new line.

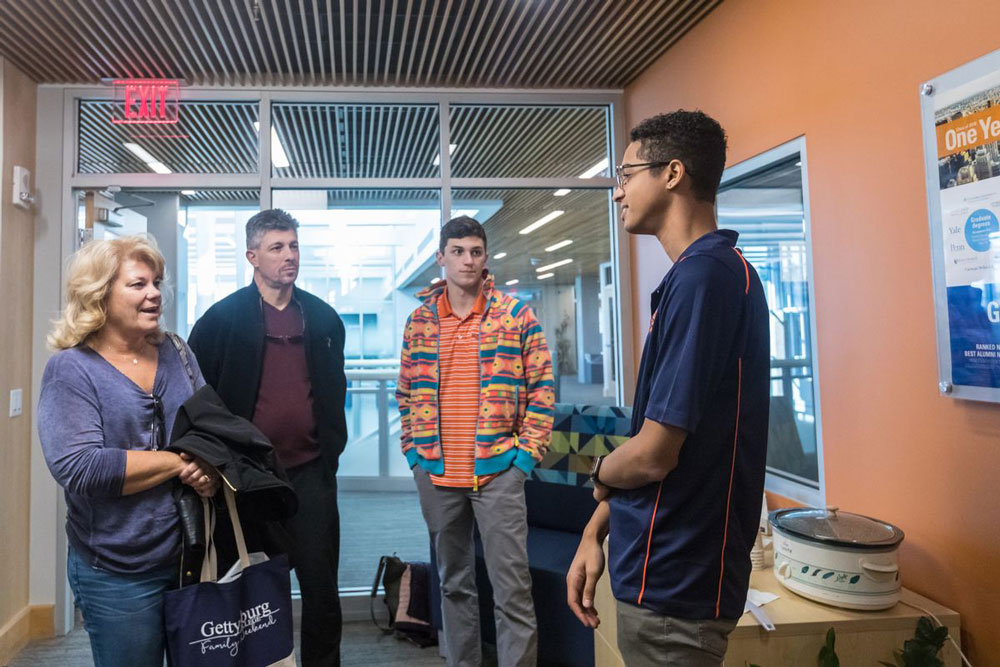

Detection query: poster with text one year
xmin=935 ymin=77 xmax=1000 ymax=389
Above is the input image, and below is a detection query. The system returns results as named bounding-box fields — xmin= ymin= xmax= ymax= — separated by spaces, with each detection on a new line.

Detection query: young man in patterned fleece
xmin=397 ymin=215 xmax=555 ymax=667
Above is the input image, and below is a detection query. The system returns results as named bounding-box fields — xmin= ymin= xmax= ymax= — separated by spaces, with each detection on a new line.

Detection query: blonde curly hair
xmin=48 ymin=235 xmax=167 ymax=350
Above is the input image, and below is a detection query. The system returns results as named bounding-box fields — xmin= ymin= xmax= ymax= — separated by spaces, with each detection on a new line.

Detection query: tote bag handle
xmin=199 ymin=486 xmax=252 ymax=583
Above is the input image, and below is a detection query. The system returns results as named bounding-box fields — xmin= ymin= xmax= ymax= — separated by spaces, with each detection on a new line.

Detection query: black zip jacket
xmin=187 ymin=281 xmax=349 ymax=474
xmin=168 ymin=384 xmax=298 ymax=582
xmin=168 ymin=384 xmax=297 ymax=518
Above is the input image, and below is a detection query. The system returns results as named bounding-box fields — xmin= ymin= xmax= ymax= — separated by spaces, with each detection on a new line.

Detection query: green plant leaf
xmin=915 ymin=617 xmax=937 ymax=642
xmin=817 ymin=627 xmax=839 ymax=667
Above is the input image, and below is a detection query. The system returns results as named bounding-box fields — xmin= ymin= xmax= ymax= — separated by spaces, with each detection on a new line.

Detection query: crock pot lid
xmin=771 ymin=508 xmax=904 ymax=547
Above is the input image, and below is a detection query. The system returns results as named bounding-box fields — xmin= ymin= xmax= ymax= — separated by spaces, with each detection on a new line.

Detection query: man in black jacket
xmin=189 ymin=208 xmax=348 ymax=667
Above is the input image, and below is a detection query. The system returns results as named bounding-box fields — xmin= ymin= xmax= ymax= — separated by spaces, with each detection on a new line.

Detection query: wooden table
xmin=594 ymin=555 xmax=962 ymax=666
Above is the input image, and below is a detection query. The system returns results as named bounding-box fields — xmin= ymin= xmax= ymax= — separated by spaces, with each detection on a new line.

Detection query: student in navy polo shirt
xmin=566 ymin=110 xmax=769 ymax=666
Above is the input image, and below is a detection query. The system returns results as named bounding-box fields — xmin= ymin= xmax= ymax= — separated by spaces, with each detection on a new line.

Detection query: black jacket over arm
xmin=188 ymin=281 xmax=349 ymax=474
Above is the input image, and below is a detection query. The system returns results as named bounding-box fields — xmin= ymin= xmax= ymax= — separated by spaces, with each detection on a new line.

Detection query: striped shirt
xmin=430 ymin=288 xmax=497 ymax=489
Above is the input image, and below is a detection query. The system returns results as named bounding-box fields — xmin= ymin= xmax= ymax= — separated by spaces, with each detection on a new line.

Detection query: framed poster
xmin=921 ymin=48 xmax=1000 ymax=402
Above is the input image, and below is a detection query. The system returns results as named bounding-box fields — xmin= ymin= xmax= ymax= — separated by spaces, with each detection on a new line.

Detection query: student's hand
xmin=566 ymin=533 xmax=605 ymax=628
xmin=592 ymin=480 xmax=611 ymax=503
xmin=179 ymin=452 xmax=220 ymax=498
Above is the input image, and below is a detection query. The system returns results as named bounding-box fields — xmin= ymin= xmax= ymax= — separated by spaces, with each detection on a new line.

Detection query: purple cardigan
xmin=37 ymin=338 xmax=203 ymax=573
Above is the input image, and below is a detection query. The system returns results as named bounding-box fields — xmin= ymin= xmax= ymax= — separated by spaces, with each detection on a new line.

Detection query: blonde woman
xmin=38 ymin=235 xmax=218 ymax=666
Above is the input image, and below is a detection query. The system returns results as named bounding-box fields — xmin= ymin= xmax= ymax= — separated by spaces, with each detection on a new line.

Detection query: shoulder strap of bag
xmin=198 ymin=486 xmax=251 ymax=584
xmin=199 ymin=496 xmax=218 ymax=583
xmin=370 ymin=556 xmax=393 ymax=632
xmin=222 ymin=485 xmax=252 ymax=570
xmin=165 ymin=332 xmax=197 ymax=392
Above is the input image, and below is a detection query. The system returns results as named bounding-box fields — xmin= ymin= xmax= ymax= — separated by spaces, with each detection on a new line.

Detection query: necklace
xmin=94 ymin=340 xmax=145 ymax=366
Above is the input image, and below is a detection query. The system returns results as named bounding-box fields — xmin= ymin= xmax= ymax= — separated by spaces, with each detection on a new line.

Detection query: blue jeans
xmin=67 ymin=546 xmax=176 ymax=667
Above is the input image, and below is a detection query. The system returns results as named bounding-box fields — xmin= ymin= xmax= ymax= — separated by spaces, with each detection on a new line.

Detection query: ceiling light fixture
xmin=520 ymin=210 xmax=564 ymax=235
xmin=124 ymin=142 xmax=173 ymax=174
xmin=505 ymin=279 xmax=519 ymax=286
xmin=545 ymin=239 xmax=573 ymax=252
xmin=537 ymin=272 xmax=555 ymax=280
xmin=433 ymin=143 xmax=458 ymax=167
xmin=553 ymin=189 xmax=570 ymax=197
xmin=536 ymin=258 xmax=573 ymax=273
xmin=578 ymin=158 xmax=609 ymax=179
xmin=253 ymin=122 xmax=291 ymax=169
xmin=493 ymin=252 xmax=507 ymax=260
xmin=148 ymin=162 xmax=172 ymax=174
xmin=123 ymin=142 xmax=157 ymax=163
xmin=430 ymin=277 xmax=442 ymax=284
xmin=180 ymin=190 xmax=196 ymax=196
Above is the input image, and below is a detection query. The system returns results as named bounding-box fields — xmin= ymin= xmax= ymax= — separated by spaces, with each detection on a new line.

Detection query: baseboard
xmin=0 ymin=606 xmax=30 ymax=666
xmin=28 ymin=605 xmax=54 ymax=640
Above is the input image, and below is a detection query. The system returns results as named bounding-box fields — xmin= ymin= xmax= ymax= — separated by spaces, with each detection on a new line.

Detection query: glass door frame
xmin=52 ymin=84 xmax=634 ymax=620
xmin=62 ymin=86 xmax=633 ymax=406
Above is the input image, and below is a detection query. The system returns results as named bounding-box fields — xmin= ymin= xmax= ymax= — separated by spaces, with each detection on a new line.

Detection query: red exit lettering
xmin=112 ymin=79 xmax=179 ymax=124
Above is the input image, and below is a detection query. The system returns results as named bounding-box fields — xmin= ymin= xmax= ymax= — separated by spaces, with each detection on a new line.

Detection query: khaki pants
xmin=616 ymin=600 xmax=738 ymax=667
xmin=414 ymin=465 xmax=537 ymax=667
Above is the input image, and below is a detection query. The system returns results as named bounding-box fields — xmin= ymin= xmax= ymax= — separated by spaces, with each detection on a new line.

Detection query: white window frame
xmin=60 ymin=85 xmax=634 ymax=406
xmin=720 ymin=137 xmax=826 ymax=507
xmin=35 ymin=86 xmax=634 ymax=624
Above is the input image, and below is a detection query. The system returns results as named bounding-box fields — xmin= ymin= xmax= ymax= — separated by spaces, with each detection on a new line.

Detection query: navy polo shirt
xmin=608 ymin=229 xmax=770 ymax=620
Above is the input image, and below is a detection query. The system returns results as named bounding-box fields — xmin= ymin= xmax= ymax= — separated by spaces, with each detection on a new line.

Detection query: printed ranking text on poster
xmin=932 ymin=66 xmax=1000 ymax=392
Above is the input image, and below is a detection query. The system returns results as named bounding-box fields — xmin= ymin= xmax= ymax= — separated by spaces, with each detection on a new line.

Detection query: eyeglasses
xmin=264 ymin=303 xmax=305 ymax=344
xmin=150 ymin=393 xmax=165 ymax=451
xmin=265 ymin=332 xmax=305 ymax=344
xmin=615 ymin=161 xmax=671 ymax=188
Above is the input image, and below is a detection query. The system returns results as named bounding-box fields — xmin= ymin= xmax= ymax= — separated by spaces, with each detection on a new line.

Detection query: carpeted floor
xmin=9 ymin=621 xmax=447 ymax=666
xmin=336 ymin=490 xmax=430 ymax=589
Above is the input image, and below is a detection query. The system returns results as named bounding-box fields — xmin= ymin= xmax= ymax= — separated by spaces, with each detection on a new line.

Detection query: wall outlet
xmin=9 ymin=388 xmax=22 ymax=418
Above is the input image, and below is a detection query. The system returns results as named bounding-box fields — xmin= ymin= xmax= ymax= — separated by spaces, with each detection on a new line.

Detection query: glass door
xmin=272 ymin=187 xmax=442 ymax=591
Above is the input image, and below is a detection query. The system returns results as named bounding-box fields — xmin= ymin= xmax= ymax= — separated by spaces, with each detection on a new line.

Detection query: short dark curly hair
xmin=629 ymin=110 xmax=728 ymax=204
xmin=246 ymin=208 xmax=299 ymax=249
xmin=439 ymin=215 xmax=487 ymax=253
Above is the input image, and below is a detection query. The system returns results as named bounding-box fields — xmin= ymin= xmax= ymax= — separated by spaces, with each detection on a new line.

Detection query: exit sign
xmin=112 ymin=79 xmax=180 ymax=124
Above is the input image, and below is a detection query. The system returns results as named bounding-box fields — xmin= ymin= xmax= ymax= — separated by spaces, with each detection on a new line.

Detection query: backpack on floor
xmin=370 ymin=555 xmax=437 ymax=648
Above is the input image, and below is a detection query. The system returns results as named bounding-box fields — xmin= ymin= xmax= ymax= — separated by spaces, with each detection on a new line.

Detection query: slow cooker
xmin=769 ymin=507 xmax=904 ymax=611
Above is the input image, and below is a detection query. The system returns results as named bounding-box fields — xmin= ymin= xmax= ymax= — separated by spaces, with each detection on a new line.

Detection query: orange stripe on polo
xmin=430 ymin=288 xmax=497 ymax=489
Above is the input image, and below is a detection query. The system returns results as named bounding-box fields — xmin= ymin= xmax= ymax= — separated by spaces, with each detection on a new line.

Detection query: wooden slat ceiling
xmin=79 ymin=101 xmax=259 ymax=173
xmin=79 ymin=100 xmax=609 ymax=178
xmin=455 ymin=188 xmax=611 ymax=285
xmin=0 ymin=0 xmax=721 ymax=88
xmin=450 ymin=105 xmax=607 ymax=178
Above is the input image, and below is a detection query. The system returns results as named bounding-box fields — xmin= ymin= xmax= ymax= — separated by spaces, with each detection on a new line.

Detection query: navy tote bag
xmin=165 ymin=486 xmax=296 ymax=666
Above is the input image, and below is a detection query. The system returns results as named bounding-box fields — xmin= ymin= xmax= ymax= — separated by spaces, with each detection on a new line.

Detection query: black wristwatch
xmin=590 ymin=455 xmax=605 ymax=486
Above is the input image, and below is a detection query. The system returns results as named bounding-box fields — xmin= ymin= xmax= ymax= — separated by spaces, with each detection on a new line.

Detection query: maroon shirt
xmin=253 ymin=299 xmax=320 ymax=469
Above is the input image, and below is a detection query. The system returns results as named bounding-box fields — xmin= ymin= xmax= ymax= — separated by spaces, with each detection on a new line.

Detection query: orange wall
xmin=624 ymin=0 xmax=1000 ymax=662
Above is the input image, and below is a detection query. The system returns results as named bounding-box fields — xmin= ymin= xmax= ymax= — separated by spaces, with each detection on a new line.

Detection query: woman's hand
xmin=178 ymin=452 xmax=220 ymax=498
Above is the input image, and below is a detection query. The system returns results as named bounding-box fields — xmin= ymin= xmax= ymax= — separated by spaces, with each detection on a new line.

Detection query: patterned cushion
xmin=533 ymin=403 xmax=633 ymax=486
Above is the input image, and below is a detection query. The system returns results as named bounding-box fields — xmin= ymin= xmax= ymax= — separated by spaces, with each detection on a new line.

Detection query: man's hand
xmin=592 ymin=480 xmax=611 ymax=503
xmin=566 ymin=532 xmax=605 ymax=628
xmin=178 ymin=452 xmax=220 ymax=498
